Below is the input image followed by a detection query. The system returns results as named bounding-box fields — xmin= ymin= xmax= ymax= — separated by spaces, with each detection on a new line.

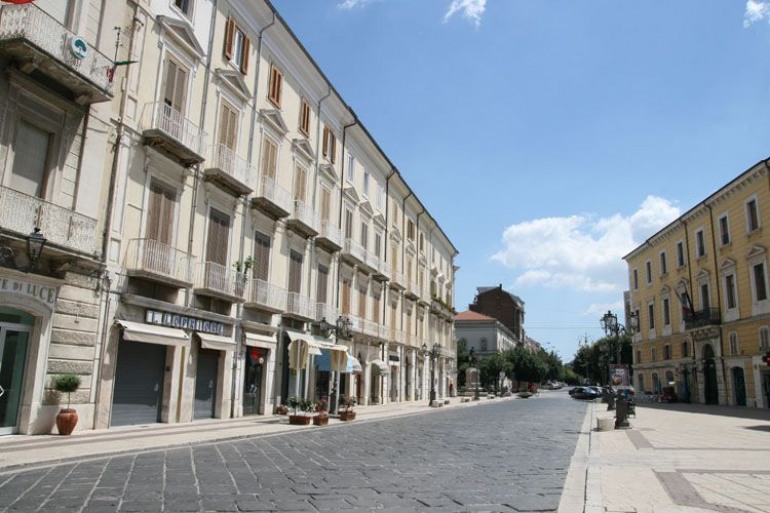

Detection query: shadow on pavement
xmin=638 ymin=402 xmax=770 ymax=421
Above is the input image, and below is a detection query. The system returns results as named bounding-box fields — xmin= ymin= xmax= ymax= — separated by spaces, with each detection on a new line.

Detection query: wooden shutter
xmin=205 ymin=209 xmax=230 ymax=265
xmin=163 ymin=58 xmax=187 ymax=111
xmin=373 ymin=293 xmax=380 ymax=324
xmin=261 ymin=138 xmax=277 ymax=179
xmin=288 ymin=250 xmax=302 ymax=294
xmin=219 ymin=102 xmax=238 ymax=149
xmin=294 ymin=165 xmax=307 ymax=202
xmin=224 ymin=18 xmax=235 ymax=60
xmin=320 ymin=187 xmax=331 ymax=222
xmin=316 ymin=265 xmax=328 ymax=304
xmin=240 ymin=36 xmax=250 ymax=74
xmin=11 ymin=120 xmax=50 ymax=198
xmin=358 ymin=286 xmax=366 ymax=318
xmin=342 ymin=279 xmax=351 ymax=314
xmin=147 ymin=182 xmax=175 ymax=245
xmin=344 ymin=209 xmax=353 ymax=238
xmin=253 ymin=231 xmax=271 ymax=281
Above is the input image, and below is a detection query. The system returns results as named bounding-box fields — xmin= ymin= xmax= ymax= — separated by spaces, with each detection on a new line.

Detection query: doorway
xmin=242 ymin=347 xmax=265 ymax=415
xmin=703 ymin=345 xmax=719 ymax=405
xmin=194 ymin=349 xmax=219 ymax=420
xmin=0 ymin=309 xmax=33 ymax=435
xmin=731 ymin=366 xmax=746 ymax=407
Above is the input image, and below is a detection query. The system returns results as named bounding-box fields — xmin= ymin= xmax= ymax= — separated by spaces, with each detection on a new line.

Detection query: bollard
xmin=615 ymin=394 xmax=630 ymax=429
xmin=603 ymin=388 xmax=615 ymax=411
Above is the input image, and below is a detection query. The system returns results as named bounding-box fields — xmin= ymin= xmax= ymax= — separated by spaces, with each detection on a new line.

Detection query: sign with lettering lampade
xmin=145 ymin=309 xmax=225 ymax=335
xmin=0 ymin=277 xmax=57 ymax=307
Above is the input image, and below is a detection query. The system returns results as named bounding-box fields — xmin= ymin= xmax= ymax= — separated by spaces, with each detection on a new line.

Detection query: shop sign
xmin=145 ymin=309 xmax=225 ymax=335
xmin=0 ymin=277 xmax=57 ymax=306
xmin=388 ymin=354 xmax=400 ymax=362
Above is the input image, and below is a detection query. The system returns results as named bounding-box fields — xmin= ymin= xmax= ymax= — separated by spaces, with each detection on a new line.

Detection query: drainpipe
xmin=334 ymin=115 xmax=359 ymax=308
xmin=94 ymin=7 xmax=143 ymax=429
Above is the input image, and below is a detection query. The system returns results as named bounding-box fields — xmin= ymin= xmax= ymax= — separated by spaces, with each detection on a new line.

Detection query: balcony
xmin=374 ymin=259 xmax=391 ymax=282
xmin=0 ymin=3 xmax=113 ymax=103
xmin=286 ymin=200 xmax=319 ymax=238
xmin=194 ymin=261 xmax=245 ymax=302
xmin=204 ymin=144 xmax=255 ymax=196
xmin=684 ymin=308 xmax=721 ymax=331
xmin=250 ymin=176 xmax=291 ymax=219
xmin=389 ymin=269 xmax=405 ymax=290
xmin=125 ymin=238 xmax=196 ymax=288
xmin=285 ymin=292 xmax=315 ymax=321
xmin=315 ymin=303 xmax=340 ymax=324
xmin=341 ymin=238 xmax=366 ymax=266
xmin=361 ymin=318 xmax=379 ymax=338
xmin=142 ymin=102 xmax=207 ymax=167
xmin=0 ymin=185 xmax=98 ymax=256
xmin=243 ymin=279 xmax=286 ymax=313
xmin=316 ymin=219 xmax=342 ymax=252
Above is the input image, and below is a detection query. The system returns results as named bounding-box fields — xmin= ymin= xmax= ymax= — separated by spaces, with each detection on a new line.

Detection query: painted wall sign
xmin=145 ymin=309 xmax=225 ymax=335
xmin=0 ymin=277 xmax=57 ymax=306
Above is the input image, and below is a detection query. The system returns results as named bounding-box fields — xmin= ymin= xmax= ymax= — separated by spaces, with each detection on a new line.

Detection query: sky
xmin=270 ymin=0 xmax=770 ymax=361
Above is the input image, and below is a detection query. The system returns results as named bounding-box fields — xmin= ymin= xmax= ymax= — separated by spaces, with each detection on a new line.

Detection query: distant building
xmin=469 ymin=285 xmax=526 ymax=341
xmin=454 ymin=310 xmax=519 ymax=358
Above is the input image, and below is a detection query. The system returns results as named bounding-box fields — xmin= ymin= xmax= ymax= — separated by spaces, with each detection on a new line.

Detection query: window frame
xmin=299 ymin=99 xmax=311 ymax=136
xmin=676 ymin=240 xmax=686 ymax=268
xmin=696 ymin=228 xmax=706 ymax=258
xmin=718 ymin=213 xmax=730 ymax=246
xmin=659 ymin=251 xmax=667 ymax=276
xmin=746 ymin=197 xmax=761 ymax=233
xmin=268 ymin=64 xmax=283 ymax=107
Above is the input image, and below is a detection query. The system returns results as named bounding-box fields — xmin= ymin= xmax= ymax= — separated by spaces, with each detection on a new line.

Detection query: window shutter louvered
xmin=240 ymin=36 xmax=250 ymax=74
xmin=225 ymin=18 xmax=235 ymax=60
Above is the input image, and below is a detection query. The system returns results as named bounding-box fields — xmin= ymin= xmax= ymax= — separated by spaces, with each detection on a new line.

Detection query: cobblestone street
xmin=0 ymin=395 xmax=587 ymax=513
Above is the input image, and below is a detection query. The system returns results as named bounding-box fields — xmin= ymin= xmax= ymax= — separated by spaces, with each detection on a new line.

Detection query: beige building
xmin=0 ymin=0 xmax=457 ymax=435
xmin=624 ymin=160 xmax=770 ymax=408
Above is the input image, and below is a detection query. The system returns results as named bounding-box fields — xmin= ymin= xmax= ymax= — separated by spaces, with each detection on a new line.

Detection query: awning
xmin=116 ymin=319 xmax=189 ymax=347
xmin=312 ymin=338 xmax=349 ymax=372
xmin=197 ymin=333 xmax=236 ymax=352
xmin=369 ymin=358 xmax=390 ymax=374
xmin=347 ymin=354 xmax=363 ymax=374
xmin=287 ymin=333 xmax=321 ymax=369
xmin=244 ymin=332 xmax=276 ymax=348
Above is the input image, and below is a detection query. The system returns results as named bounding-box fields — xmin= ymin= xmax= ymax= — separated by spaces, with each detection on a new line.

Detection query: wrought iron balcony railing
xmin=684 ymin=308 xmax=721 ymax=330
xmin=195 ymin=261 xmax=246 ymax=300
xmin=143 ymin=102 xmax=207 ymax=165
xmin=286 ymin=292 xmax=315 ymax=320
xmin=244 ymin=278 xmax=287 ymax=312
xmin=0 ymin=186 xmax=98 ymax=256
xmin=205 ymin=144 xmax=255 ymax=195
xmin=125 ymin=238 xmax=196 ymax=286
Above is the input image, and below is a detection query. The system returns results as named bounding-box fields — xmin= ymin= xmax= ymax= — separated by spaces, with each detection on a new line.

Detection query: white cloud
xmin=443 ymin=0 xmax=486 ymax=28
xmin=337 ymin=0 xmax=377 ymax=10
xmin=744 ymin=0 xmax=770 ymax=27
xmin=491 ymin=196 xmax=680 ymax=293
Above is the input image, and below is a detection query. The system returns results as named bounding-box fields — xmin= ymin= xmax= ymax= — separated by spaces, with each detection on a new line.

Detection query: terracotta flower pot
xmin=56 ymin=408 xmax=78 ymax=435
xmin=313 ymin=414 xmax=329 ymax=426
xmin=339 ymin=410 xmax=356 ymax=421
xmin=288 ymin=414 xmax=311 ymax=425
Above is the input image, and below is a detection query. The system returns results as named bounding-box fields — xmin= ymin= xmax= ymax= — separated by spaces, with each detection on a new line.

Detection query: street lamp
xmin=0 ymin=227 xmax=47 ymax=273
xmin=420 ymin=343 xmax=440 ymax=405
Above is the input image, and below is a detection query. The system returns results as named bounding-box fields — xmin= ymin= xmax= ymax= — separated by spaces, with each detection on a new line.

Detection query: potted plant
xmin=233 ymin=256 xmax=254 ymax=296
xmin=52 ymin=373 xmax=81 ymax=435
xmin=313 ymin=399 xmax=329 ymax=426
xmin=339 ymin=395 xmax=356 ymax=421
xmin=287 ymin=396 xmax=311 ymax=425
xmin=275 ymin=403 xmax=288 ymax=415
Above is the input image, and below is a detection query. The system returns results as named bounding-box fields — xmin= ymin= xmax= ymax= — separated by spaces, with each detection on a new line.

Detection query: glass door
xmin=0 ymin=325 xmax=31 ymax=435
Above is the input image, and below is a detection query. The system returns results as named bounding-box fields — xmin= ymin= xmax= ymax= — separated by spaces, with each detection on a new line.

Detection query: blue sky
xmin=270 ymin=0 xmax=770 ymax=361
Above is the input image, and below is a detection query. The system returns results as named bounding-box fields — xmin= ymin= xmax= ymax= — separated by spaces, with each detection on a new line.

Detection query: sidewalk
xmin=559 ymin=401 xmax=770 ymax=513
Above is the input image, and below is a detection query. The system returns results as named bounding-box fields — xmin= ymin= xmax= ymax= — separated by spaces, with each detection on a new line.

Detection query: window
xmin=299 ymin=99 xmax=311 ymax=136
xmin=205 ymin=208 xmax=230 ymax=266
xmin=632 ymin=269 xmax=638 ymax=290
xmin=663 ymin=344 xmax=671 ymax=360
xmin=407 ymin=220 xmax=415 ymax=241
xmin=681 ymin=341 xmax=689 ymax=358
xmin=320 ymin=187 xmax=331 ymax=223
xmin=260 ymin=137 xmax=277 ymax=180
xmin=729 ymin=332 xmax=738 ymax=355
xmin=753 ymin=262 xmax=768 ymax=302
xmin=293 ymin=165 xmax=307 ymax=203
xmin=696 ymin=229 xmax=706 ymax=257
xmin=268 ymin=65 xmax=282 ymax=106
xmin=346 ymin=154 xmax=354 ymax=182
xmin=651 ymin=347 xmax=657 ymax=362
xmin=726 ymin=274 xmax=737 ymax=309
xmin=374 ymin=232 xmax=382 ymax=258
xmin=162 ymin=56 xmax=188 ymax=116
xmin=635 ymin=350 xmax=642 ymax=364
xmin=323 ymin=125 xmax=336 ymax=163
xmin=663 ymin=298 xmax=670 ymax=326
xmin=372 ymin=292 xmax=380 ymax=324
xmin=377 ymin=184 xmax=384 ymax=209
xmin=358 ymin=283 xmax=366 ymax=318
xmin=363 ymin=172 xmax=370 ymax=197
xmin=701 ymin=283 xmax=710 ymax=310
xmin=746 ymin=198 xmax=760 ymax=232
xmin=341 ymin=279 xmax=351 ymax=314
xmin=645 ymin=260 xmax=652 ymax=284
xmin=174 ymin=0 xmax=193 ymax=17
xmin=218 ymin=101 xmax=238 ymax=150
xmin=253 ymin=231 xmax=271 ymax=281
xmin=360 ymin=222 xmax=368 ymax=250
xmin=480 ymin=338 xmax=488 ymax=352
xmin=648 ymin=302 xmax=655 ymax=329
xmin=719 ymin=215 xmax=730 ymax=246
xmin=676 ymin=241 xmax=686 ymax=267
xmin=10 ymin=120 xmax=52 ymax=198
xmin=419 ymin=232 xmax=424 ymax=252
xmin=225 ymin=19 xmax=250 ymax=74
xmin=146 ymin=181 xmax=176 ymax=245
xmin=760 ymin=326 xmax=770 ymax=350
xmin=316 ymin=264 xmax=329 ymax=304
xmin=344 ymin=208 xmax=353 ymax=239
xmin=288 ymin=250 xmax=303 ymax=294
xmin=660 ymin=251 xmax=667 ymax=275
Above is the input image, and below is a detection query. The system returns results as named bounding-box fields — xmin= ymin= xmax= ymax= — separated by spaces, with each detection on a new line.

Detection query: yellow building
xmin=624 ymin=160 xmax=770 ymax=408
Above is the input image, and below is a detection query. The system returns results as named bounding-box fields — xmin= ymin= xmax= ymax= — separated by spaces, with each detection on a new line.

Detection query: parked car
xmin=660 ymin=386 xmax=678 ymax=403
xmin=570 ymin=386 xmax=601 ymax=400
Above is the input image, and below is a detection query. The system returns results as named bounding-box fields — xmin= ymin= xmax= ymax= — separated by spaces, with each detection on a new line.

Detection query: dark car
xmin=570 ymin=386 xmax=600 ymax=400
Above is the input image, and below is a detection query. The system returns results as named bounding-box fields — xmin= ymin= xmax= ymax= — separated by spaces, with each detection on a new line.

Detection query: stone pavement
xmin=2 ymin=394 xmax=769 ymax=513
xmin=558 ymin=400 xmax=770 ymax=513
